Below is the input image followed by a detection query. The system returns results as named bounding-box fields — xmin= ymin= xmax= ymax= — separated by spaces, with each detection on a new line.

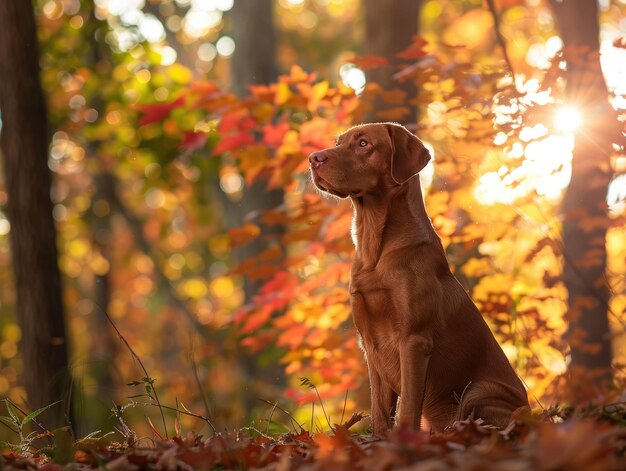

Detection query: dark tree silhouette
xmin=363 ymin=0 xmax=422 ymax=121
xmin=550 ymin=0 xmax=619 ymax=401
xmin=229 ymin=0 xmax=286 ymax=416
xmin=0 ymin=1 xmax=72 ymax=427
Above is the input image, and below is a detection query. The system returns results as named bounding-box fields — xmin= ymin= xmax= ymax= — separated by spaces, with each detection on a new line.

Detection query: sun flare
xmin=554 ymin=106 xmax=583 ymax=134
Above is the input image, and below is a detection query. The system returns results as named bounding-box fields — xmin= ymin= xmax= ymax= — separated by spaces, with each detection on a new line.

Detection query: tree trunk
xmin=0 ymin=1 xmax=72 ymax=428
xmin=231 ymin=0 xmax=278 ymax=97
xmin=82 ymin=6 xmax=118 ymax=435
xmin=551 ymin=0 xmax=617 ymax=401
xmin=363 ymin=0 xmax=422 ymax=122
xmin=229 ymin=0 xmax=286 ymax=417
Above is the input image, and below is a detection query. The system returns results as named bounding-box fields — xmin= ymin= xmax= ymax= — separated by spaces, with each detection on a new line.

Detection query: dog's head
xmin=309 ymin=122 xmax=431 ymax=199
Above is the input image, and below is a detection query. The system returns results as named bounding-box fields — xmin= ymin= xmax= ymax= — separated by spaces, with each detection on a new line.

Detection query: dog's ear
xmin=386 ymin=123 xmax=431 ymax=185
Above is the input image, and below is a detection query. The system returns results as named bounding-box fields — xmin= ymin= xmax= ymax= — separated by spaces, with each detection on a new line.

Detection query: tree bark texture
xmin=551 ymin=0 xmax=617 ymax=401
xmin=0 ymin=1 xmax=72 ymax=427
xmin=363 ymin=0 xmax=422 ymax=122
xmin=229 ymin=0 xmax=286 ymax=417
xmin=231 ymin=0 xmax=278 ymax=97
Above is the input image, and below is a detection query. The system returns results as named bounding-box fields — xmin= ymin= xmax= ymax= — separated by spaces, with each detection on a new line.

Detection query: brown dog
xmin=309 ymin=122 xmax=528 ymax=434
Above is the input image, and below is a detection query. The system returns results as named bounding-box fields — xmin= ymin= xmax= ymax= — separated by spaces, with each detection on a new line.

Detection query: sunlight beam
xmin=554 ymin=106 xmax=583 ymax=133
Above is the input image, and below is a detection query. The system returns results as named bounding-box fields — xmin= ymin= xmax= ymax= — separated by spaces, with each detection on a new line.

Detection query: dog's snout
xmin=309 ymin=151 xmax=328 ymax=169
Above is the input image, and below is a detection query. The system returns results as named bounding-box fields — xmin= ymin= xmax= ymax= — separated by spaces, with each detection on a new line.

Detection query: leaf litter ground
xmin=3 ymin=405 xmax=626 ymax=470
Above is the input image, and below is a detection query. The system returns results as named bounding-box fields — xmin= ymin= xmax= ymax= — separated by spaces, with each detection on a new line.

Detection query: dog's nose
xmin=309 ymin=151 xmax=328 ymax=169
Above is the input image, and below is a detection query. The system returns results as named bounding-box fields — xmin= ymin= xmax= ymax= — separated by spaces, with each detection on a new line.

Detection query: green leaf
xmin=23 ymin=402 xmax=58 ymax=426
xmin=5 ymin=402 xmax=19 ymax=422
xmin=0 ymin=416 xmax=17 ymax=429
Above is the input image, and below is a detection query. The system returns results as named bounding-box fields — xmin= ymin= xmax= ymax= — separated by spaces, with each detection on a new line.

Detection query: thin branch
xmin=98 ymin=305 xmax=169 ymax=438
xmin=485 ymin=0 xmax=516 ymax=81
xmin=257 ymin=398 xmax=302 ymax=433
xmin=265 ymin=401 xmax=278 ymax=434
xmin=128 ymin=400 xmax=216 ymax=433
xmin=189 ymin=337 xmax=214 ymax=429
xmin=340 ymin=390 xmax=348 ymax=426
xmin=100 ymin=171 xmax=207 ymax=337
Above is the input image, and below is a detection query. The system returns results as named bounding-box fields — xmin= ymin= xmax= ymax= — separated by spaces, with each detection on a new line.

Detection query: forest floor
xmin=2 ymin=404 xmax=626 ymax=470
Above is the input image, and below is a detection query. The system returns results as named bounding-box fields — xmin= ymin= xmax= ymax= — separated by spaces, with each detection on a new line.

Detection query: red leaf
xmin=179 ymin=131 xmax=208 ymax=151
xmin=349 ymin=55 xmax=389 ymax=70
xmin=613 ymin=36 xmax=626 ymax=49
xmin=263 ymin=122 xmax=290 ymax=147
xmin=396 ymin=35 xmax=428 ymax=60
xmin=138 ymin=96 xmax=184 ymax=125
xmin=218 ymin=110 xmax=256 ymax=134
xmin=241 ymin=308 xmax=272 ymax=333
xmin=213 ymin=131 xmax=255 ymax=154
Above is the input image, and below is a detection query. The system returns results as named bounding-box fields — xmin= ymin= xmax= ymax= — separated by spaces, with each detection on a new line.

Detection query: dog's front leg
xmin=368 ymin=362 xmax=398 ymax=436
xmin=397 ymin=333 xmax=432 ymax=430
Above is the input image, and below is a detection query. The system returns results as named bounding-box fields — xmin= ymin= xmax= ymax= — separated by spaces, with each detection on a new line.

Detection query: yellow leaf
xmin=275 ymin=82 xmax=292 ymax=106
xmin=238 ymin=144 xmax=269 ymax=184
xmin=167 ymin=64 xmax=192 ymax=84
xmin=462 ymin=257 xmax=491 ymax=278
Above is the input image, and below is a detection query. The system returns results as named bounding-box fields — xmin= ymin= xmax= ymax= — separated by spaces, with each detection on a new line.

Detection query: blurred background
xmin=0 ymin=0 xmax=625 ymax=440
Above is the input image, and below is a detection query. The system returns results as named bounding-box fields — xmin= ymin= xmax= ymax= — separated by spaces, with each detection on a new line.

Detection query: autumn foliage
xmin=137 ymin=33 xmax=626 ymax=416
xmin=1 ymin=2 xmax=626 ymax=469
xmin=5 ymin=407 xmax=626 ymax=470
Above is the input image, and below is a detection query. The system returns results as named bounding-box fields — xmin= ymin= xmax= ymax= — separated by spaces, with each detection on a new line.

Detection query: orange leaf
xmin=263 ymin=122 xmax=290 ymax=147
xmin=281 ymin=65 xmax=314 ymax=84
xmin=259 ymin=246 xmax=282 ymax=261
xmin=300 ymin=117 xmax=334 ymax=148
xmin=238 ymin=144 xmax=269 ymax=184
xmin=324 ymin=212 xmax=352 ymax=241
xmin=228 ymin=223 xmax=261 ymax=247
xmin=248 ymin=84 xmax=276 ymax=101
xmin=188 ymin=80 xmax=219 ymax=95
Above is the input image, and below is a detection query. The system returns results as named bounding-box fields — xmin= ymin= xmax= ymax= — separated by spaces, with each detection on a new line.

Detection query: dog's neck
xmin=351 ymin=177 xmax=434 ymax=268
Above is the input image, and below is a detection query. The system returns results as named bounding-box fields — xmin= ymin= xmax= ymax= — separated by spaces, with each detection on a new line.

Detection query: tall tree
xmin=229 ymin=0 xmax=286 ymax=415
xmin=231 ymin=0 xmax=278 ymax=98
xmin=363 ymin=0 xmax=422 ymax=121
xmin=550 ymin=0 xmax=618 ymax=400
xmin=0 ymin=1 xmax=72 ymax=427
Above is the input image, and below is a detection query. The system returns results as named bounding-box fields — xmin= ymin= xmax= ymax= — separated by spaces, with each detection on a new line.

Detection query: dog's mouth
xmin=311 ymin=172 xmax=351 ymax=199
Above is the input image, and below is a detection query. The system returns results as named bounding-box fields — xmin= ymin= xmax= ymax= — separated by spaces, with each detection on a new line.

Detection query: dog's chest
xmin=350 ymin=267 xmax=400 ymax=341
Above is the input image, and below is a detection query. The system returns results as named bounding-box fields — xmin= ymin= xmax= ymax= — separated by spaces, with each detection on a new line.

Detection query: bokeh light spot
xmin=0 ymin=218 xmax=10 ymax=236
xmin=339 ymin=64 xmax=366 ymax=94
xmin=210 ymin=277 xmax=234 ymax=298
xmin=216 ymin=36 xmax=235 ymax=57
xmin=220 ymin=172 xmax=243 ymax=194
xmin=198 ymin=43 xmax=217 ymax=62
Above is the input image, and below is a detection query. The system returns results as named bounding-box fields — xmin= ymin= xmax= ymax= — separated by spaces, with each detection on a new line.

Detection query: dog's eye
xmin=359 ymin=139 xmax=368 ymax=147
